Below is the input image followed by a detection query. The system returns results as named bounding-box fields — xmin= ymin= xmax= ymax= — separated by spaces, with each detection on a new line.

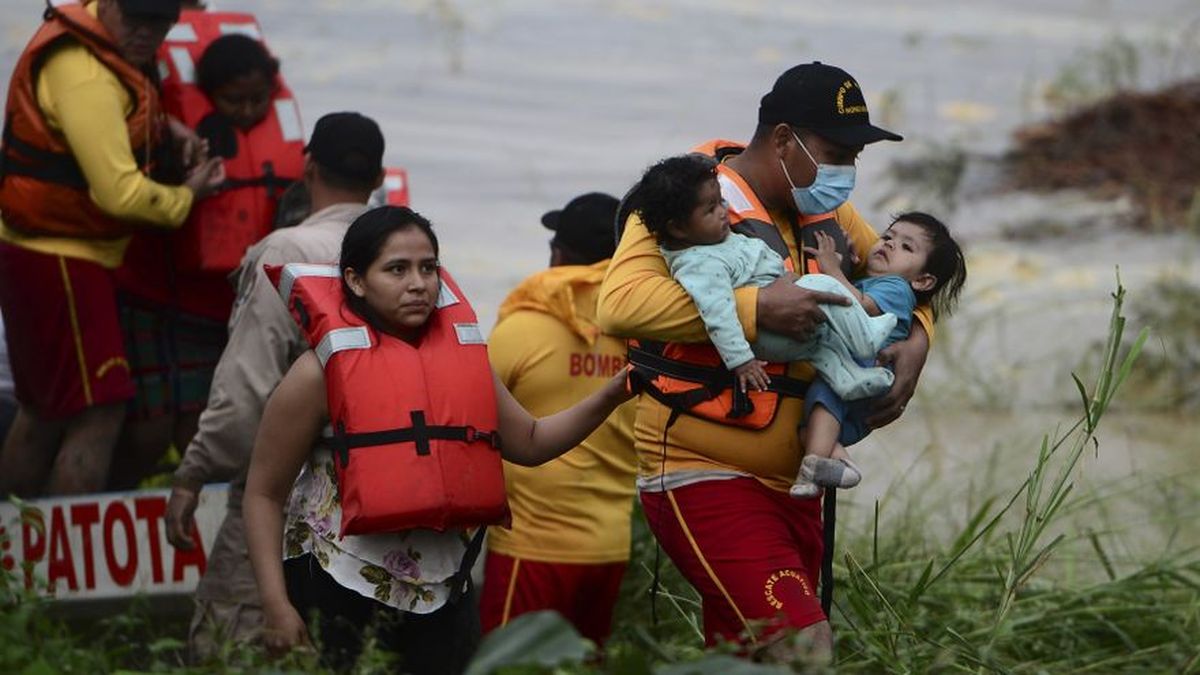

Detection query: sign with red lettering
xmin=0 ymin=486 xmax=228 ymax=601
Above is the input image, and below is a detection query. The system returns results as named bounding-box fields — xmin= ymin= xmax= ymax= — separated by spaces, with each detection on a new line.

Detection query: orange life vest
xmin=0 ymin=0 xmax=163 ymax=240
xmin=626 ymin=140 xmax=858 ymax=430
xmin=269 ymin=262 xmax=510 ymax=536
xmin=159 ymin=10 xmax=305 ymax=273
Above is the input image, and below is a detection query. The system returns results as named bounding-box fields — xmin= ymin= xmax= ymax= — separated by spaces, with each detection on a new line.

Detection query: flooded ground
xmin=2 ymin=0 xmax=1197 ymax=552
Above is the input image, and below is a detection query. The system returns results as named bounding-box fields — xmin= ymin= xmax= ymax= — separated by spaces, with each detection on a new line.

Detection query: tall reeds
xmin=834 ymin=280 xmax=1198 ymax=673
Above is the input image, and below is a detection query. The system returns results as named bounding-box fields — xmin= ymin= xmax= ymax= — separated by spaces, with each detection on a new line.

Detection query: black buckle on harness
xmin=462 ymin=425 xmax=502 ymax=450
xmin=331 ymin=411 xmax=502 ymax=467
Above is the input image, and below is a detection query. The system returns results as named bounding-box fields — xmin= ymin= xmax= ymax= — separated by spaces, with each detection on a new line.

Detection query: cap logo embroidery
xmin=836 ymin=80 xmax=868 ymax=115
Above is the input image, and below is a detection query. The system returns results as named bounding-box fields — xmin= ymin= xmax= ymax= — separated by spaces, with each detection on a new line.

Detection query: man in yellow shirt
xmin=480 ymin=193 xmax=637 ymax=645
xmin=0 ymin=0 xmax=222 ymax=497
xmin=597 ymin=63 xmax=933 ymax=662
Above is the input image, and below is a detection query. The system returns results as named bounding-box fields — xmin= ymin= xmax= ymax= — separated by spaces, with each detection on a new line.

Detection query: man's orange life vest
xmin=0 ymin=0 xmax=163 ymax=240
xmin=159 ymin=10 xmax=305 ymax=273
xmin=269 ymin=262 xmax=510 ymax=537
xmin=625 ymin=140 xmax=858 ymax=430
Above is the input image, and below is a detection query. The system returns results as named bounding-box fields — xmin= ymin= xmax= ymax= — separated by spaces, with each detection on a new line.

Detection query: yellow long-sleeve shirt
xmin=598 ymin=193 xmax=933 ymax=492
xmin=487 ymin=263 xmax=638 ymax=564
xmin=0 ymin=10 xmax=193 ymax=269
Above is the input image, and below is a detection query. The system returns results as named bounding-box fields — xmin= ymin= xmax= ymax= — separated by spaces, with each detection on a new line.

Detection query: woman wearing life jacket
xmin=243 ymin=206 xmax=631 ymax=673
xmin=111 ymin=33 xmax=303 ymax=488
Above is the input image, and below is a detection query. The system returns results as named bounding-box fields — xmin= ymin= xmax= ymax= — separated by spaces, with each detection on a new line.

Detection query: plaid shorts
xmin=118 ymin=294 xmax=227 ymax=420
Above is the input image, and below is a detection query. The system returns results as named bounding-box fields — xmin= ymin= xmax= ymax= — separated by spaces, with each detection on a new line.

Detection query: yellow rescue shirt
xmin=598 ymin=194 xmax=934 ymax=493
xmin=0 ymin=4 xmax=193 ymax=269
xmin=487 ymin=262 xmax=638 ymax=564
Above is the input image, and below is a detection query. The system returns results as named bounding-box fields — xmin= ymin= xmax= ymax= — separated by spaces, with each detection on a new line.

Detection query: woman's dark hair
xmin=340 ymin=206 xmax=439 ymax=324
xmin=630 ymin=154 xmax=718 ymax=244
xmin=196 ymin=34 xmax=279 ymax=95
xmin=893 ymin=211 xmax=966 ymax=320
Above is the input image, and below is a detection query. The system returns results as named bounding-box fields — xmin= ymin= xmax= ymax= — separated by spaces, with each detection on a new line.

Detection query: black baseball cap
xmin=759 ymin=62 xmax=902 ymax=147
xmin=116 ymin=0 xmax=182 ymax=21
xmin=542 ymin=192 xmax=620 ymax=264
xmin=305 ymin=112 xmax=385 ymax=184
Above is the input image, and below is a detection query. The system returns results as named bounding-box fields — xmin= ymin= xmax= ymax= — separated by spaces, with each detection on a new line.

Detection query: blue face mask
xmin=780 ymin=132 xmax=856 ymax=214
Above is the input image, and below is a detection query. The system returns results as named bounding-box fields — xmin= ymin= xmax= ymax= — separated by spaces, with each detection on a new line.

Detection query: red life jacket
xmin=625 ymin=140 xmax=857 ymax=430
xmin=378 ymin=167 xmax=411 ymax=207
xmin=268 ymin=262 xmax=510 ymax=536
xmin=0 ymin=0 xmax=164 ymax=240
xmin=158 ymin=9 xmax=305 ymax=274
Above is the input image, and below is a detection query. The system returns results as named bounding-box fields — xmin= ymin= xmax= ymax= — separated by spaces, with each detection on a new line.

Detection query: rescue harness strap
xmin=331 ymin=410 xmax=501 ymax=467
xmin=627 ymin=345 xmax=810 ymax=418
xmin=448 ymin=526 xmax=487 ymax=605
xmin=218 ymin=159 xmax=296 ymax=199
xmin=0 ymin=119 xmax=88 ymax=189
xmin=821 ymin=488 xmax=836 ymax=618
xmin=629 ymin=344 xmax=841 ymax=625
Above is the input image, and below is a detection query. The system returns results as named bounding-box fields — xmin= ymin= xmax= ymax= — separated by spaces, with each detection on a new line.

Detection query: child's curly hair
xmin=631 ymin=154 xmax=718 ymax=244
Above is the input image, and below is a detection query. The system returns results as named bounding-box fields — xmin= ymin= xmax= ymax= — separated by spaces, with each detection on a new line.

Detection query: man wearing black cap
xmin=542 ymin=192 xmax=621 ymax=266
xmin=0 ymin=0 xmax=223 ymax=497
xmin=479 ymin=193 xmax=637 ymax=645
xmin=164 ymin=112 xmax=385 ymax=661
xmin=598 ymin=63 xmax=933 ymax=661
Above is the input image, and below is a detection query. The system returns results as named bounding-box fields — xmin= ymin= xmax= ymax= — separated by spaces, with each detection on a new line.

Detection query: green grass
xmin=3 ymin=279 xmax=1197 ymax=673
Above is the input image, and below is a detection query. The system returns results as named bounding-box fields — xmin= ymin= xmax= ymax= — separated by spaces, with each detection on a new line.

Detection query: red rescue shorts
xmin=639 ymin=477 xmax=826 ymax=647
xmin=0 ymin=243 xmax=134 ymax=418
xmin=479 ymin=550 xmax=627 ymax=645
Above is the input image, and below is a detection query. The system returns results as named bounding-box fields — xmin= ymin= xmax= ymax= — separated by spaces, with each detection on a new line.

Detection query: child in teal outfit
xmin=633 ymin=155 xmax=966 ymax=498
xmin=790 ymin=213 xmax=965 ymax=497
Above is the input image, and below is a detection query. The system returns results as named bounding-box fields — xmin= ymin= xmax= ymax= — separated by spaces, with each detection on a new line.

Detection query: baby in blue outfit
xmin=634 ymin=154 xmax=966 ymax=498
xmin=790 ymin=213 xmax=965 ymax=497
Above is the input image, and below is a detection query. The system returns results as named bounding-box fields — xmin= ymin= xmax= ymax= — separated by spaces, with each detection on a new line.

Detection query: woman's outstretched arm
xmin=243 ymin=350 xmax=328 ymax=653
xmin=495 ymin=368 xmax=631 ymax=467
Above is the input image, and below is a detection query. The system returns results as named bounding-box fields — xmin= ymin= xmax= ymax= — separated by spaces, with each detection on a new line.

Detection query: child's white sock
xmin=801 ymin=454 xmax=862 ymax=489
xmin=790 ymin=478 xmax=822 ymax=499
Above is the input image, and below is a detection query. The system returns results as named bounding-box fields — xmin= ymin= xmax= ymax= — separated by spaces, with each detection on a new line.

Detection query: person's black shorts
xmin=284 ymin=553 xmax=481 ymax=674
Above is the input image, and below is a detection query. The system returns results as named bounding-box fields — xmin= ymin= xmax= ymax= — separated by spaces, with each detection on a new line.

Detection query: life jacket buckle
xmin=464 ymin=426 xmax=501 ymax=450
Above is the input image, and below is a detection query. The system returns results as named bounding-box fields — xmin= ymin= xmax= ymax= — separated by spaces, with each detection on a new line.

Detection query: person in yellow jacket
xmin=597 ymin=63 xmax=933 ymax=663
xmin=480 ymin=193 xmax=637 ymax=645
xmin=0 ymin=0 xmax=223 ymax=497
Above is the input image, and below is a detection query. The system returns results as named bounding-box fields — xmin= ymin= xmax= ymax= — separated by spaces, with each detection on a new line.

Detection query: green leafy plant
xmin=3 ymin=278 xmax=1195 ymax=674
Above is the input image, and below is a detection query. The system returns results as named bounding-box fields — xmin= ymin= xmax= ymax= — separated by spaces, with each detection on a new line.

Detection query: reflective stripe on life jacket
xmin=267 ymin=262 xmax=510 ymax=536
xmin=0 ymin=0 xmax=163 ymax=240
xmin=377 ymin=167 xmax=411 ymax=207
xmin=160 ymin=10 xmax=305 ymax=273
xmin=624 ymin=140 xmax=856 ymax=430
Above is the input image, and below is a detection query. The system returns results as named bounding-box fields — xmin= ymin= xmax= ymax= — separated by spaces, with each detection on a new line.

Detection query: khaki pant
xmin=187 ymin=507 xmax=263 ymax=662
xmin=188 ymin=597 xmax=264 ymax=662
